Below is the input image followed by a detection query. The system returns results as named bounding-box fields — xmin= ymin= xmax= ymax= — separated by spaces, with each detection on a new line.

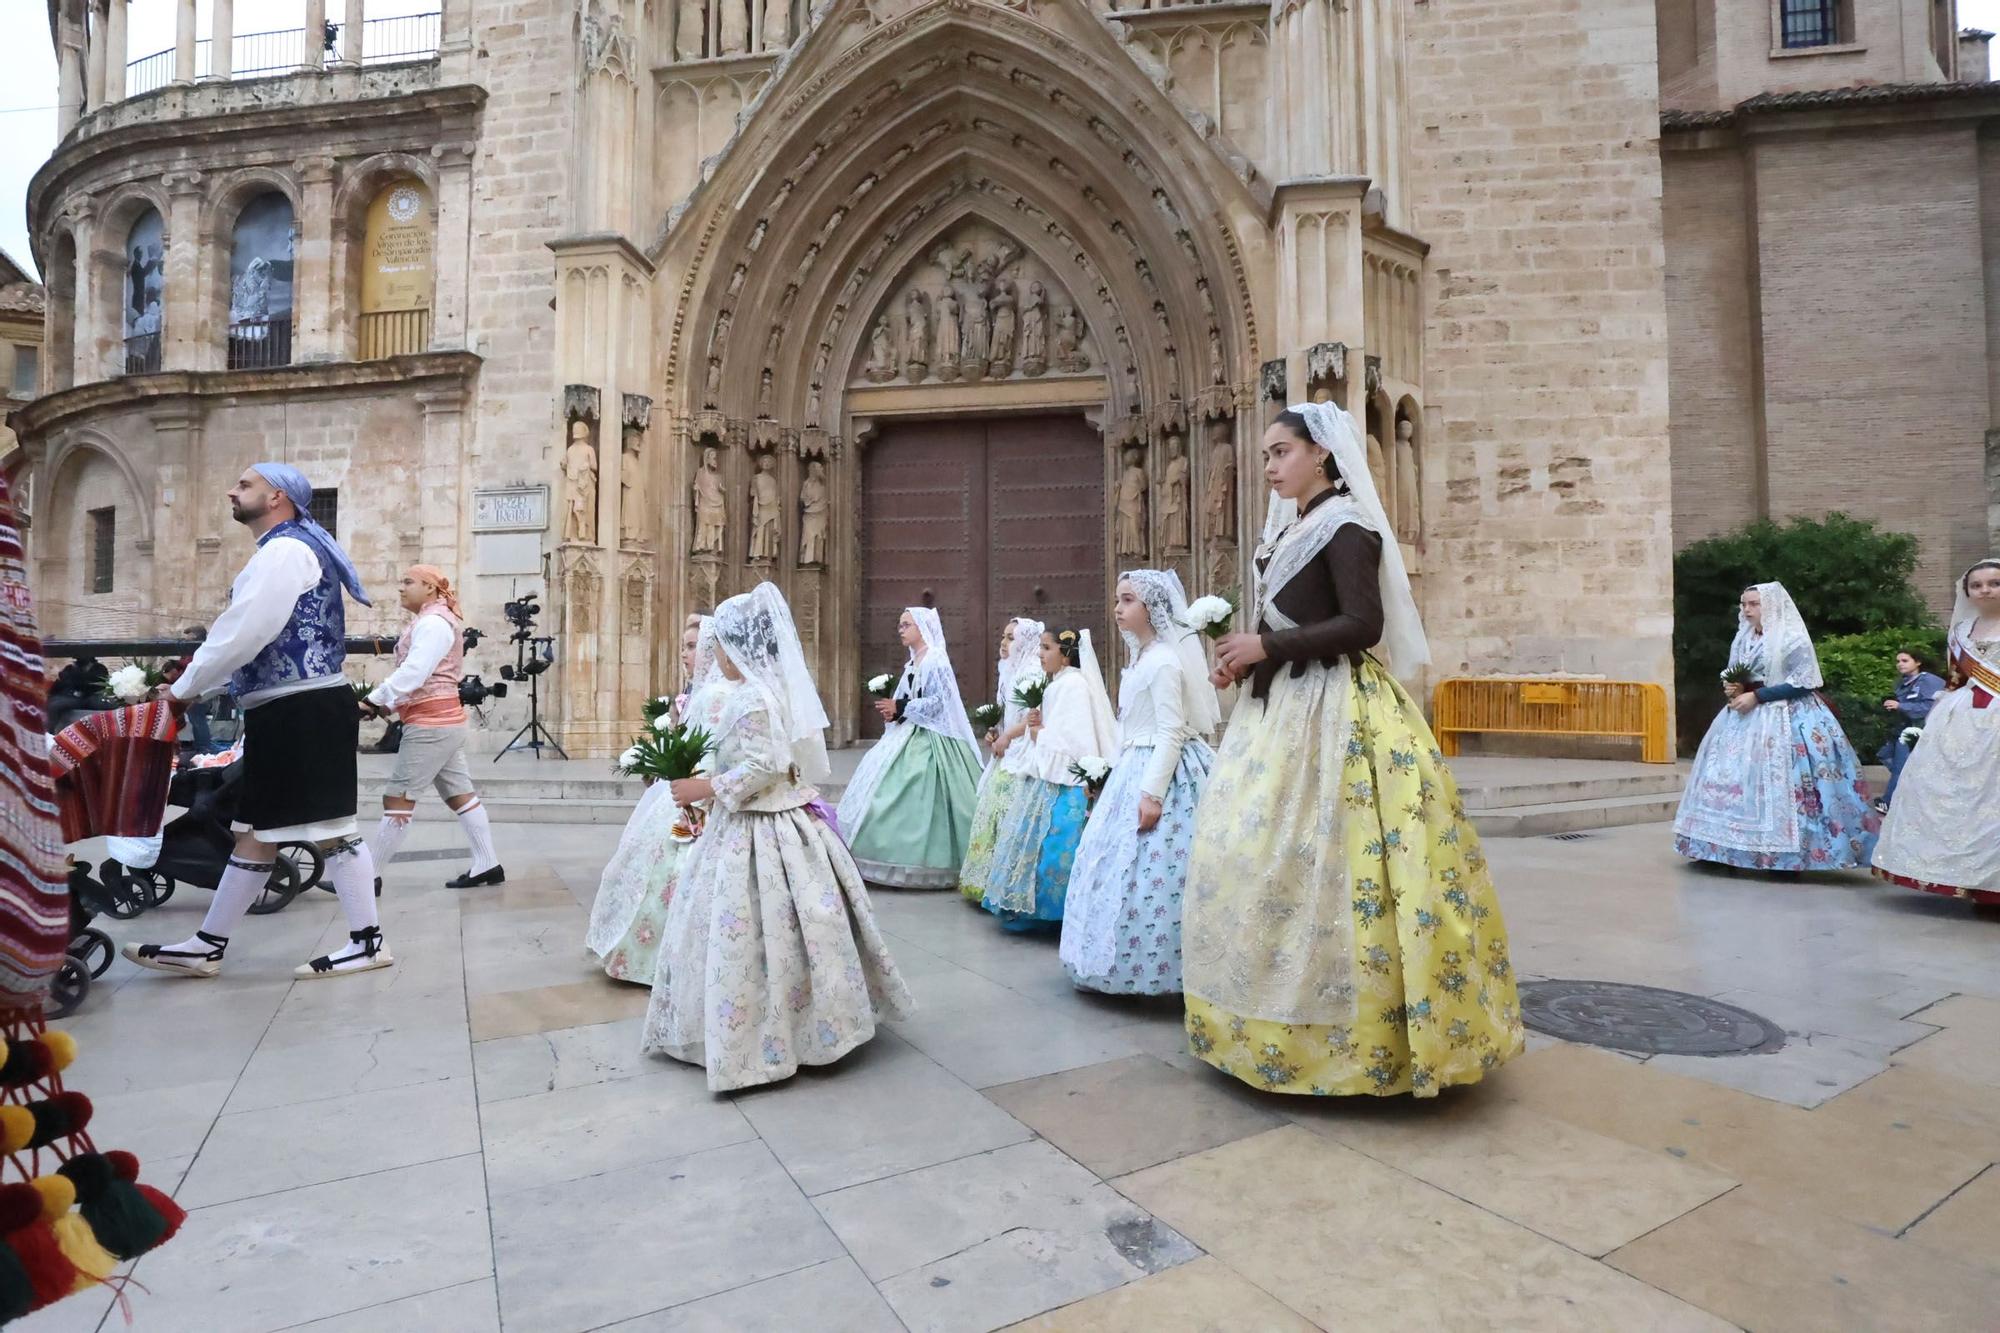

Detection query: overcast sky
xmin=6 ymin=0 xmax=2000 ymax=277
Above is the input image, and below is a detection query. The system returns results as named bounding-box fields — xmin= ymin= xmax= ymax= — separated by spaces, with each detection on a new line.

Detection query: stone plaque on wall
xmin=473 ymin=486 xmax=551 ymax=532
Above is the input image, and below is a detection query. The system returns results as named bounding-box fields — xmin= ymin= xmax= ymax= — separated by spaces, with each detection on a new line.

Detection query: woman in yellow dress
xmin=1182 ymin=403 xmax=1523 ymax=1096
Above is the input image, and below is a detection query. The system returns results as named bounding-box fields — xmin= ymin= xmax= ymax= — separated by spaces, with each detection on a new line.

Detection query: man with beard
xmin=123 ymin=463 xmax=392 ymax=979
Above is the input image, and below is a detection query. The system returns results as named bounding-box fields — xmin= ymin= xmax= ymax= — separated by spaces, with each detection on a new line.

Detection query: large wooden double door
xmin=859 ymin=414 xmax=1106 ymax=737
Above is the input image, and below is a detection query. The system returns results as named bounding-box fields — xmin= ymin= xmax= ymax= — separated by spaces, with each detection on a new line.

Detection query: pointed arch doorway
xmin=858 ymin=411 xmax=1105 ymax=739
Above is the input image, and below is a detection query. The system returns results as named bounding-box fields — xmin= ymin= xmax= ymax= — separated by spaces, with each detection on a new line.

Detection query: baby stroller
xmin=47 ymin=862 xmax=119 ymax=1020
xmin=96 ymin=757 xmax=326 ymax=919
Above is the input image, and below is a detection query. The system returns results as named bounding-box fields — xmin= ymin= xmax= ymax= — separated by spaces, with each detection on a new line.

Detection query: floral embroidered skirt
xmin=1671 ymin=694 xmax=1879 ymax=871
xmin=1182 ymin=657 xmax=1523 ymax=1097
xmin=1873 ymin=685 xmax=2000 ymax=902
xmin=980 ymin=778 xmax=1088 ymax=931
xmin=585 ymin=782 xmax=693 ymax=984
xmin=641 ymin=802 xmax=914 ymax=1092
xmin=959 ymin=765 xmax=1024 ymax=901
xmin=1059 ymin=741 xmax=1213 ymax=995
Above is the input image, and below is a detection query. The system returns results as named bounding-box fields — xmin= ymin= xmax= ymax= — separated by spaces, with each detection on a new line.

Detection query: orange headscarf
xmin=407 ymin=564 xmax=461 ymax=617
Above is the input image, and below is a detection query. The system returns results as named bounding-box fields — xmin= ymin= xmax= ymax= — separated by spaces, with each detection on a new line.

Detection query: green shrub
xmin=1816 ymin=627 xmax=1951 ymax=760
xmin=1673 ymin=514 xmax=1937 ymax=751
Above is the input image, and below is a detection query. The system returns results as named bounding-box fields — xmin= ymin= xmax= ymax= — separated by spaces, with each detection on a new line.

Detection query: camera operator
xmin=361 ymin=565 xmax=505 ymax=890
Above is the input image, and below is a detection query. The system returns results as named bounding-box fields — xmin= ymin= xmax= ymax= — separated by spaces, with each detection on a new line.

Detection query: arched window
xmin=226 ymin=192 xmax=296 ymax=370
xmin=122 ymin=208 xmax=164 ymax=375
xmin=357 ymin=178 xmax=435 ymax=359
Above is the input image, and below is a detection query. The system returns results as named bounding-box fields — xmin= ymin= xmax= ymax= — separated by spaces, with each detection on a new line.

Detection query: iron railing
xmin=121 ymin=333 xmax=161 ymax=376
xmin=122 ymin=13 xmax=440 ymax=99
xmin=225 ymin=319 xmax=293 ymax=371
xmin=1779 ymin=0 xmax=1841 ymax=48
xmin=357 ymin=308 xmax=432 ymax=360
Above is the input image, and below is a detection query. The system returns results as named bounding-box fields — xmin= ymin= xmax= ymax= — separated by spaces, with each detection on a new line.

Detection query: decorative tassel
xmin=0 ymin=1041 xmax=51 ymax=1088
xmin=0 ymin=1186 xmax=41 ymax=1233
xmin=0 ymin=1107 xmax=28 ymax=1156
xmin=6 ymin=1222 xmax=78 ymax=1308
xmin=60 ymin=1155 xmax=166 ymax=1261
xmin=0 ymin=1237 xmax=35 ymax=1322
xmin=38 ymin=1032 xmax=76 ymax=1074
xmin=133 ymin=1186 xmax=185 ymax=1244
xmin=22 ymin=1093 xmax=91 ymax=1152
xmin=50 ymin=1214 xmax=115 ymax=1289
xmin=28 ymin=1176 xmax=72 ymax=1223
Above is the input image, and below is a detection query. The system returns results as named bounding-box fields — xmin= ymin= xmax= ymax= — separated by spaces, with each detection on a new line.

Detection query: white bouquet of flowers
xmin=1180 ymin=593 xmax=1236 ymax=641
xmin=106 ymin=664 xmax=154 ymax=704
xmin=1900 ymin=725 xmax=1923 ymax=749
xmin=1069 ymin=756 xmax=1112 ymax=797
xmin=1011 ymin=668 xmax=1049 ymax=710
xmin=653 ymin=712 xmax=678 ymax=733
xmin=865 ymin=672 xmax=898 ymax=700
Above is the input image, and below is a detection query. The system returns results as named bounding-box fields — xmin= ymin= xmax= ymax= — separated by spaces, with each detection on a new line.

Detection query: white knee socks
xmin=326 ymin=838 xmax=381 ymax=934
xmin=456 ymin=799 xmax=498 ymax=874
xmin=369 ymin=811 xmax=413 ymax=874
xmin=196 ymin=855 xmax=277 ymax=941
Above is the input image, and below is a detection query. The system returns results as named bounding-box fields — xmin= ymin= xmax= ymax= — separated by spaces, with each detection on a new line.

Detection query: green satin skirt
xmin=847 ymin=727 xmax=983 ymax=889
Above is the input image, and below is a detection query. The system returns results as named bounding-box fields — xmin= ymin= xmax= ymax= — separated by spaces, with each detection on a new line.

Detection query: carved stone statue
xmin=988 ymin=281 xmax=1017 ymax=376
xmin=719 ymin=0 xmax=748 ymax=53
xmin=1202 ymin=419 xmax=1236 ymax=545
xmin=1054 ymin=306 xmax=1088 ymax=373
xmin=1208 ymin=325 xmax=1226 ymax=385
xmin=1394 ymin=416 xmax=1419 ymax=541
xmin=1116 ymin=447 xmax=1148 ymax=558
xmin=1019 ymin=281 xmax=1047 ymax=375
xmin=762 ymin=0 xmax=791 ymax=48
xmin=757 ymin=367 xmax=775 ymax=418
xmin=675 ymin=0 xmax=704 ymax=60
xmin=865 ymin=317 xmax=896 ymax=383
xmin=798 ymin=459 xmax=829 ymax=566
xmin=703 ymin=357 xmax=722 ymax=407
xmin=748 ymin=452 xmax=781 ymax=562
xmin=619 ymin=425 xmax=643 ymax=546
xmin=934 ymin=289 xmax=962 ymax=380
xmin=1365 ymin=432 xmax=1390 ymax=513
xmin=691 ymin=445 xmax=727 ymax=555
xmin=563 ymin=419 xmax=598 ymax=545
xmin=1162 ymin=431 xmax=1189 ymax=553
xmin=962 ymin=288 xmax=992 ymax=374
xmin=902 ymin=289 xmax=929 ymax=380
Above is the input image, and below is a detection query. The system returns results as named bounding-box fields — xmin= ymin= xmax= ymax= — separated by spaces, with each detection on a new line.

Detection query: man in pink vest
xmin=362 ymin=565 xmax=504 ymax=889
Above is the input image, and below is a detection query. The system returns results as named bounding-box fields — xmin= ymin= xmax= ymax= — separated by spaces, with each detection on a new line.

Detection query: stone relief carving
xmin=1202 ymin=418 xmax=1236 ymax=546
xmin=1116 ymin=447 xmax=1148 ymax=558
xmin=619 ymin=424 xmax=643 ymax=546
xmin=563 ymin=419 xmax=599 ymax=545
xmin=691 ymin=445 xmax=728 ymax=555
xmin=1054 ymin=307 xmax=1089 ymax=373
xmin=1019 ymin=281 xmax=1047 ymax=376
xmin=1260 ymin=358 xmax=1287 ymax=404
xmin=1394 ymin=415 xmax=1419 ymax=543
xmin=720 ymin=0 xmax=749 ymax=54
xmin=762 ymin=0 xmax=791 ymax=49
xmin=934 ymin=289 xmax=962 ymax=380
xmin=1162 ymin=429 xmax=1189 ymax=554
xmin=798 ymin=458 xmax=829 ymax=567
xmin=748 ymin=451 xmax=782 ymax=562
xmin=674 ymin=0 xmax=704 ymax=60
xmin=866 ymin=318 xmax=896 ymax=383
xmin=901 ymin=290 xmax=929 ymax=379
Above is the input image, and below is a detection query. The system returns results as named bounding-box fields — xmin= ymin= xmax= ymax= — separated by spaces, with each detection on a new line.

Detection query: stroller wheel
xmin=144 ymin=872 xmax=177 ymax=908
xmin=279 ymin=841 xmax=328 ymax=893
xmin=44 ymin=958 xmax=89 ymax=1020
xmin=97 ymin=859 xmax=158 ymax=919
xmin=70 ymin=927 xmax=115 ymax=979
xmin=247 ymin=856 xmax=306 ymax=916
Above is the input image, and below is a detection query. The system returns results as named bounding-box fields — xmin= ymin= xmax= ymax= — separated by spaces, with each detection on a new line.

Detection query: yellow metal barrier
xmin=1432 ymin=677 xmax=1671 ymax=764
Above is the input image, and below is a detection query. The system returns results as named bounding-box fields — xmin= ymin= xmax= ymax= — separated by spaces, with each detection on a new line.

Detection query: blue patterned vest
xmin=229 ymin=520 xmax=348 ymax=701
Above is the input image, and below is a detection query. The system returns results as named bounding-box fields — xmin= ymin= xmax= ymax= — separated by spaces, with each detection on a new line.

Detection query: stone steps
xmin=1466 ymin=790 xmax=1684 ymax=838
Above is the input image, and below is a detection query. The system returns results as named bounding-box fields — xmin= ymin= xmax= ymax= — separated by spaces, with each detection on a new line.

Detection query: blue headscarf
xmin=251 ymin=462 xmax=370 ymax=606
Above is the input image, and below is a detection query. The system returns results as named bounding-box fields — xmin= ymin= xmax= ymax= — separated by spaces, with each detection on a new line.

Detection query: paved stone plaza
xmin=25 ymin=817 xmax=2000 ymax=1332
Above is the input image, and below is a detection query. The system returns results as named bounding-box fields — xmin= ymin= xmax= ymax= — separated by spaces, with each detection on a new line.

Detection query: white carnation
xmin=653 ymin=714 xmax=677 ymax=733
xmin=1014 ymin=669 xmax=1046 ymax=690
xmin=1182 ymin=596 xmax=1232 ymax=630
xmin=868 ymin=673 xmax=894 ymax=692
xmin=618 ymin=746 xmax=644 ymax=771
xmin=1078 ymin=756 xmax=1111 ymax=782
xmin=107 ymin=665 xmax=150 ymax=703
xmin=1900 ymin=726 xmax=1923 ymax=747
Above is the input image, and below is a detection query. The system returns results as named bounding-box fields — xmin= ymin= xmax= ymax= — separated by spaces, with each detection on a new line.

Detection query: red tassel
xmin=7 ymin=1222 xmax=79 ymax=1309
xmin=103 ymin=1152 xmax=138 ymax=1182
xmin=133 ymin=1186 xmax=185 ymax=1243
xmin=0 ymin=1187 xmax=40 ymax=1233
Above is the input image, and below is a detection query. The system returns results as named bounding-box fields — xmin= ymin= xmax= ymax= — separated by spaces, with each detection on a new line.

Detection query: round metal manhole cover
xmin=1519 ymin=980 xmax=1786 ymax=1057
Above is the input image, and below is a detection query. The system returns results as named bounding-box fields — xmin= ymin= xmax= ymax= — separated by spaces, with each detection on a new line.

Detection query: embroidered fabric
xmin=1726 ymin=582 xmax=1822 ymax=690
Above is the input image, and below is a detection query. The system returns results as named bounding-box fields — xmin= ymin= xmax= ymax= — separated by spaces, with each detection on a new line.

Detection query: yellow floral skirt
xmin=1182 ymin=657 xmax=1523 ymax=1097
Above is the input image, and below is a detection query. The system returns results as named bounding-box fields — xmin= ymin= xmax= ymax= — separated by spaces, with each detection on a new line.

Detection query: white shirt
xmin=1025 ymin=669 xmax=1103 ymax=786
xmin=1118 ymin=641 xmax=1190 ymax=800
xmin=368 ymin=614 xmax=455 ymax=709
xmin=170 ymin=536 xmax=331 ymax=709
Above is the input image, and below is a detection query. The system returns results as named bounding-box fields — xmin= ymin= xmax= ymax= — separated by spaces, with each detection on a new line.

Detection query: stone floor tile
xmin=1004 ymin=1255 xmax=1318 ymax=1332
xmin=1908 ymin=1166 xmax=2000 ymax=1262
xmin=455 ymin=879 xmax=580 ymax=915
xmin=473 ymin=1016 xmax=651 ymax=1103
xmin=177 ymin=1077 xmax=481 ymax=1207
xmin=80 ymin=1076 xmax=236 ymax=1164
xmin=481 ymin=1067 xmax=755 ymax=1196
xmin=1708 ymin=984 xmax=1941 ymax=1051
xmin=985 ymin=1054 xmax=1283 ymax=1178
xmin=224 ymin=1015 xmax=472 ymax=1113
xmin=271 ymin=966 xmax=469 ymax=1036
xmin=1891 ymin=1021 xmax=2000 ymax=1089
xmin=12 ymin=1290 xmax=113 ymax=1333
xmin=276 ymin=1278 xmax=501 ymax=1331
xmin=889 ymin=990 xmax=1142 ymax=1089
xmin=467 ymin=978 xmax=650 ymax=1041
xmin=733 ymin=1032 xmax=1033 ymax=1195
xmin=1906 ymin=992 xmax=2000 ymax=1029
xmin=492 ymin=1139 xmax=844 ymax=1333
xmin=816 ymin=1139 xmax=1198 ymax=1332
xmin=460 ymin=904 xmax=595 ymax=997
xmin=1815 ymin=1064 xmax=2000 ymax=1158
xmin=1644 ymin=1033 xmax=1894 ymax=1109
xmin=606 ymin=1257 xmax=903 ymax=1331
xmin=1494 ymin=1044 xmax=1989 ymax=1232
xmin=1120 ymin=1126 xmax=1727 ymax=1331
xmin=1608 ymin=1185 xmax=2000 ymax=1331
xmin=1284 ymin=1088 xmax=1735 ymax=1256
xmin=125 ymin=1154 xmax=492 ymax=1333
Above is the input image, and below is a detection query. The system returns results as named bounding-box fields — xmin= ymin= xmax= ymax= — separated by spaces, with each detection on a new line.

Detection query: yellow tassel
xmin=52 ymin=1214 xmax=117 ymax=1286
xmin=0 ymin=1107 xmax=32 ymax=1155
xmin=30 ymin=1175 xmax=74 ymax=1221
xmin=40 ymin=1033 xmax=75 ymax=1073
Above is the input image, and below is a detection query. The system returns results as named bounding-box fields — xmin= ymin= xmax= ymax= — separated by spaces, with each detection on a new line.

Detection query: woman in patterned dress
xmin=1873 ymin=558 xmax=2000 ymax=903
xmin=1671 ymin=582 xmax=1879 ymax=872
xmin=1059 ymin=571 xmax=1217 ymax=995
xmin=586 ymin=616 xmax=732 ymax=983
xmin=641 ymin=583 xmax=913 ymax=1092
xmin=1181 ymin=404 xmax=1522 ymax=1096
xmin=959 ymin=616 xmax=1042 ymax=901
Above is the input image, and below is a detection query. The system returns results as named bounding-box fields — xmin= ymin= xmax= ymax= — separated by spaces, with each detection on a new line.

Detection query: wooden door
xmin=860 ymin=414 xmax=1104 ymax=738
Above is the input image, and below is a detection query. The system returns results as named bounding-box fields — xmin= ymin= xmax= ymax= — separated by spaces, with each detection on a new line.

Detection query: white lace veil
xmin=683 ymin=615 xmax=727 ymax=717
xmin=1258 ymin=402 xmax=1429 ymax=676
xmin=1071 ymin=628 xmax=1122 ymax=757
xmin=1727 ymin=581 xmax=1822 ymax=690
xmin=713 ymin=582 xmax=832 ymax=783
xmin=904 ymin=606 xmax=982 ymax=751
xmin=1120 ymin=569 xmax=1222 ymax=734
xmin=1003 ymin=617 xmax=1045 ymax=723
xmin=994 ymin=618 xmax=1021 ymax=708
xmin=1951 ymin=559 xmax=2000 ymax=658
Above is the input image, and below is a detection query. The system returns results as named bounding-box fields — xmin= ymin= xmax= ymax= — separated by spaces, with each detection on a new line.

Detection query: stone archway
xmin=652 ymin=0 xmax=1269 ymax=740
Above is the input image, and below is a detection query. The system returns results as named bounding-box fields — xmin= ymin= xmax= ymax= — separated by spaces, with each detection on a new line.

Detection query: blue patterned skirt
xmin=1059 ymin=741 xmax=1213 ymax=994
xmin=980 ymin=778 xmax=1087 ymax=931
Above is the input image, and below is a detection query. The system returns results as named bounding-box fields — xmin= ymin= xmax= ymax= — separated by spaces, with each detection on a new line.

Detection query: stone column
xmin=303 ymin=0 xmax=328 ymax=72
xmin=415 ymin=386 xmax=469 ymax=568
xmin=161 ymin=171 xmax=204 ymax=372
xmin=84 ymin=0 xmax=108 ymax=112
xmin=336 ymin=0 xmax=364 ymax=67
xmin=438 ymin=0 xmax=472 ymax=82
xmin=292 ymin=156 xmax=336 ymax=361
xmin=103 ymin=0 xmax=127 ymax=102
xmin=206 ymin=0 xmax=234 ymax=81
xmin=56 ymin=19 xmax=85 ymax=136
xmin=66 ymin=204 xmax=101 ymax=388
xmin=429 ymin=142 xmax=474 ymax=350
xmin=173 ymin=0 xmax=197 ymax=86
xmin=148 ymin=407 xmax=203 ymax=622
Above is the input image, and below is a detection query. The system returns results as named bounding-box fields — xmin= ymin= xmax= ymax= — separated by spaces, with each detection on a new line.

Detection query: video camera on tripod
xmin=456 ymin=625 xmax=508 ymax=708
xmin=491 ymin=589 xmax=565 ymax=760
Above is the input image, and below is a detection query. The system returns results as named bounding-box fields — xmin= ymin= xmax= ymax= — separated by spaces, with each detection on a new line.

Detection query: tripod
xmin=496 ymin=631 xmax=567 ymax=761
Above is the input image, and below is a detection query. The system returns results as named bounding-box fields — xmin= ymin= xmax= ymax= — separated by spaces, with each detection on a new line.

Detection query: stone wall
xmin=1407 ymin=0 xmax=1675 ymax=686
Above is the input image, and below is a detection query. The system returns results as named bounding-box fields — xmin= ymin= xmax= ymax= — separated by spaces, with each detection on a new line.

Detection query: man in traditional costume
xmin=123 ymin=463 xmax=392 ymax=979
xmin=361 ymin=565 xmax=504 ymax=890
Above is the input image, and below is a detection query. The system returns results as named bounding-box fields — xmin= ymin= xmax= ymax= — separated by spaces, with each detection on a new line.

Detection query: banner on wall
xmin=360 ymin=179 xmax=436 ymax=315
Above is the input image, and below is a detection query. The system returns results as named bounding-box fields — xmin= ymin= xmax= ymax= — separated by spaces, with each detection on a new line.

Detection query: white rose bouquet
xmin=1180 ymin=593 xmax=1236 ymax=641
xmin=1011 ymin=668 xmax=1048 ymax=710
xmin=1900 ymin=725 xmax=1923 ymax=749
xmin=865 ymin=671 xmax=898 ymax=700
xmin=1069 ymin=756 xmax=1112 ymax=797
xmin=104 ymin=661 xmax=167 ymax=704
